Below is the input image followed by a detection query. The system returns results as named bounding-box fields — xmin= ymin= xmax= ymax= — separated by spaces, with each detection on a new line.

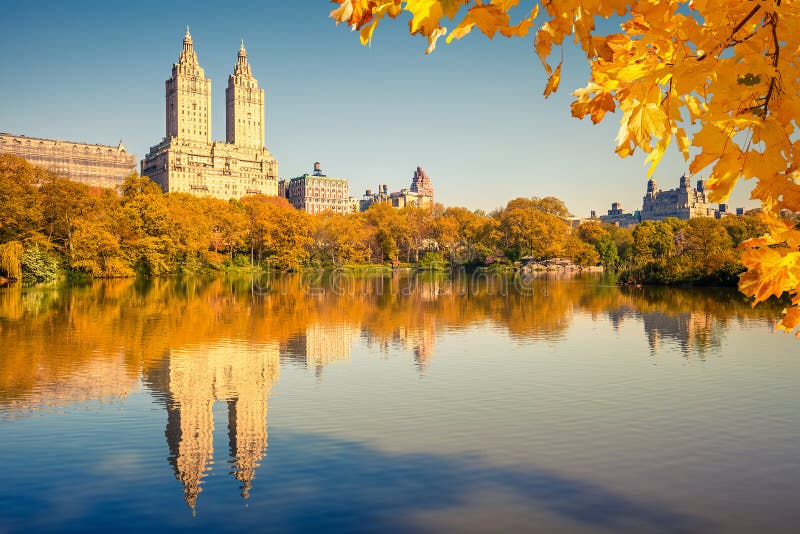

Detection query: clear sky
xmin=0 ymin=0 xmax=757 ymax=216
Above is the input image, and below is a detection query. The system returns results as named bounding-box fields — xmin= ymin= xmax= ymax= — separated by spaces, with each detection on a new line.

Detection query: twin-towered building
xmin=641 ymin=175 xmax=717 ymax=220
xmin=4 ymin=29 xmax=436 ymax=213
xmin=141 ymin=29 xmax=279 ymax=199
xmin=595 ymin=174 xmax=734 ymax=227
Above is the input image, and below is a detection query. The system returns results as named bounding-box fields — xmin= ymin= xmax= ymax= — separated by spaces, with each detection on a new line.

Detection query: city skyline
xmin=0 ymin=1 xmax=759 ymax=215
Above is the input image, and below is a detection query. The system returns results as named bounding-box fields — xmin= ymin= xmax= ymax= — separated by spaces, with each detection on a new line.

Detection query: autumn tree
xmin=633 ymin=220 xmax=681 ymax=264
xmin=166 ymin=193 xmax=213 ymax=269
xmin=577 ymin=222 xmax=616 ymax=267
xmin=330 ymin=0 xmax=800 ymax=335
xmin=722 ymin=214 xmax=769 ymax=248
xmin=495 ymin=197 xmax=569 ymax=260
xmin=399 ymin=206 xmax=434 ymax=262
xmin=242 ymin=195 xmax=315 ymax=269
xmin=363 ymin=202 xmax=409 ymax=262
xmin=205 ymin=198 xmax=247 ymax=260
xmin=70 ymin=188 xmax=130 ymax=277
xmin=120 ymin=174 xmax=177 ymax=275
xmin=0 ymin=241 xmax=24 ymax=280
xmin=0 ymin=155 xmax=44 ymax=244
xmin=313 ymin=211 xmax=372 ymax=265
xmin=562 ymin=233 xmax=601 ymax=266
xmin=432 ymin=206 xmax=500 ymax=263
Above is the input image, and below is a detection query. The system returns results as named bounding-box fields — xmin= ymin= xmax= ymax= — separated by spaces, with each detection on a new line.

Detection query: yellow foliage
xmin=0 ymin=241 xmax=23 ymax=280
xmin=329 ymin=0 xmax=800 ymax=335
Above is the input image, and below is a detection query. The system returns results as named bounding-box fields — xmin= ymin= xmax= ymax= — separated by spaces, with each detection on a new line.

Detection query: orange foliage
xmin=330 ymin=0 xmax=800 ymax=335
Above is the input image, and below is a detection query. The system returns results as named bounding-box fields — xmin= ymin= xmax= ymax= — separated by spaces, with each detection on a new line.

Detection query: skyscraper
xmin=141 ymin=29 xmax=278 ymax=200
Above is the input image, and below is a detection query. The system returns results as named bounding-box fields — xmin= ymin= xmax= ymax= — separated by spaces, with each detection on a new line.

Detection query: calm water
xmin=0 ymin=272 xmax=797 ymax=533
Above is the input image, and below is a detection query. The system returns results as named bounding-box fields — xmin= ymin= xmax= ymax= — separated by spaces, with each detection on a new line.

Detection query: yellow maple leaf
xmin=445 ymin=4 xmax=509 ymax=43
xmin=543 ymin=61 xmax=561 ymax=97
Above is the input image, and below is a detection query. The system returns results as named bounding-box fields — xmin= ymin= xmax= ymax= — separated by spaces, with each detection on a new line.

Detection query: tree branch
xmin=762 ymin=8 xmax=781 ymax=115
xmin=730 ymin=4 xmax=762 ymax=37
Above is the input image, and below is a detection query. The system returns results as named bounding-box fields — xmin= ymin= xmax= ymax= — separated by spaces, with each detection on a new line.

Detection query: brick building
xmin=286 ymin=162 xmax=350 ymax=214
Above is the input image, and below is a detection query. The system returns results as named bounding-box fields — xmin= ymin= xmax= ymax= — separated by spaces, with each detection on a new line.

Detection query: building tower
xmin=166 ymin=27 xmax=212 ymax=143
xmin=226 ymin=40 xmax=265 ymax=149
xmin=142 ymin=29 xmax=279 ymax=199
xmin=410 ymin=166 xmax=434 ymax=198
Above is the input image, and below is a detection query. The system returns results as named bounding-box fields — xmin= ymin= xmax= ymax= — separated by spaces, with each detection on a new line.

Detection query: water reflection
xmin=143 ymin=341 xmax=279 ymax=509
xmin=0 ymin=274 xmax=782 ymax=406
xmin=0 ymin=273 xmax=786 ymax=512
xmin=283 ymin=324 xmax=359 ymax=377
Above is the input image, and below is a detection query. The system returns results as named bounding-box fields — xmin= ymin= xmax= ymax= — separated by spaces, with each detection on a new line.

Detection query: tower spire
xmin=179 ymin=26 xmax=198 ymax=66
xmin=226 ymin=36 xmax=263 ymax=148
xmin=233 ymin=39 xmax=251 ymax=76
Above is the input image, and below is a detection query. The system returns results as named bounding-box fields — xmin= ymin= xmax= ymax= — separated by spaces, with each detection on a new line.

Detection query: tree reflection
xmin=0 ymin=273 xmax=785 ymax=508
xmin=0 ymin=273 xmax=783 ymax=408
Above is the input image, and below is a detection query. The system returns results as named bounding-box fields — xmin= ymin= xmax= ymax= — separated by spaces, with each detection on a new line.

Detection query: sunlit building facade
xmin=641 ymin=175 xmax=718 ymax=221
xmin=286 ymin=162 xmax=350 ymax=214
xmin=141 ymin=29 xmax=279 ymax=200
xmin=359 ymin=166 xmax=435 ymax=211
xmin=0 ymin=133 xmax=136 ymax=189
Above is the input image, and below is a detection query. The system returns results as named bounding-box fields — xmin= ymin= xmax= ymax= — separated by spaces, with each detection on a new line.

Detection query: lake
xmin=0 ymin=272 xmax=797 ymax=533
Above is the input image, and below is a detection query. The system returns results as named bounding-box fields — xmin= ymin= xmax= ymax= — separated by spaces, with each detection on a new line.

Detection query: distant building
xmin=360 ymin=184 xmax=391 ymax=211
xmin=347 ymin=196 xmax=360 ymax=213
xmin=0 ymin=132 xmax=136 ymax=189
xmin=390 ymin=189 xmax=419 ymax=208
xmin=359 ymin=166 xmax=435 ymax=211
xmin=287 ymin=162 xmax=350 ymax=214
xmin=641 ymin=175 xmax=717 ymax=221
xmin=717 ymin=204 xmax=737 ymax=218
xmin=409 ymin=166 xmax=434 ymax=207
xmin=599 ymin=201 xmax=640 ymax=227
xmin=140 ymin=29 xmax=279 ymax=200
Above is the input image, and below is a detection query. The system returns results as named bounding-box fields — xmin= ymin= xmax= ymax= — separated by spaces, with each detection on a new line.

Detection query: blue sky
xmin=0 ymin=0 xmax=757 ymax=216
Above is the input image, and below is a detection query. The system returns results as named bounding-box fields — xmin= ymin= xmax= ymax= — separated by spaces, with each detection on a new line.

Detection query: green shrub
xmin=418 ymin=251 xmax=447 ymax=270
xmin=21 ymin=246 xmax=61 ymax=282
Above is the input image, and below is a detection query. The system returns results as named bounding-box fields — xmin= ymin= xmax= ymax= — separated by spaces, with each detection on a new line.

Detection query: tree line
xmin=0 ymin=154 xmax=767 ymax=284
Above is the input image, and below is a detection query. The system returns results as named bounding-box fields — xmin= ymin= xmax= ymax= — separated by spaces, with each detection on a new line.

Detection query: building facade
xmin=409 ymin=166 xmax=434 ymax=206
xmin=286 ymin=162 xmax=350 ymax=214
xmin=141 ymin=29 xmax=278 ymax=200
xmin=641 ymin=175 xmax=717 ymax=221
xmin=358 ymin=166 xmax=435 ymax=211
xmin=360 ymin=184 xmax=391 ymax=211
xmin=599 ymin=201 xmax=640 ymax=227
xmin=0 ymin=133 xmax=136 ymax=189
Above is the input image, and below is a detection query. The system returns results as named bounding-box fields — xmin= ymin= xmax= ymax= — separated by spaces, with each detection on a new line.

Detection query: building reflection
xmin=0 ymin=350 xmax=137 ymax=417
xmin=144 ymin=340 xmax=280 ymax=510
xmin=641 ymin=311 xmax=722 ymax=356
xmin=283 ymin=323 xmax=360 ymax=377
xmin=396 ymin=324 xmax=437 ymax=370
xmin=604 ymin=306 xmax=726 ymax=357
xmin=0 ymin=274 xmax=786 ymax=511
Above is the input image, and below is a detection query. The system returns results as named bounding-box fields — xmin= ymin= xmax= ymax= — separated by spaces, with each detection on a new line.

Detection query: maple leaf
xmin=446 ymin=4 xmax=509 ymax=43
xmin=543 ymin=62 xmax=561 ymax=97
